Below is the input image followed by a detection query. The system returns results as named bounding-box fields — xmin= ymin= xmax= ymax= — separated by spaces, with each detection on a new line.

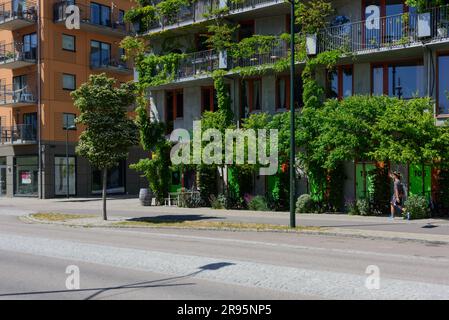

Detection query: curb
xmin=20 ymin=214 xmax=449 ymax=245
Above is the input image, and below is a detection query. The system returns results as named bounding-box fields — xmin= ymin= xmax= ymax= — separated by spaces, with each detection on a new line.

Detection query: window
xmin=371 ymin=61 xmax=424 ymax=98
xmin=239 ymin=20 xmax=254 ymax=40
xmin=63 ymin=113 xmax=76 ymax=130
xmin=327 ymin=66 xmax=353 ymax=99
xmin=54 ymin=156 xmax=76 ymax=196
xmin=438 ymin=54 xmax=449 ymax=115
xmin=90 ymin=40 xmax=111 ymax=67
xmin=62 ymin=34 xmax=75 ymax=51
xmin=165 ymin=90 xmax=183 ymax=133
xmin=23 ymin=33 xmax=37 ymax=59
xmin=276 ymin=77 xmax=289 ymax=109
xmin=92 ymin=162 xmax=125 ymax=194
xmin=201 ymin=87 xmax=218 ymax=113
xmin=62 ymin=74 xmax=76 ymax=91
xmin=14 ymin=156 xmax=38 ymax=196
xmin=241 ymin=79 xmax=262 ymax=117
xmin=90 ymin=2 xmax=111 ymax=27
xmin=23 ymin=113 xmax=37 ymax=140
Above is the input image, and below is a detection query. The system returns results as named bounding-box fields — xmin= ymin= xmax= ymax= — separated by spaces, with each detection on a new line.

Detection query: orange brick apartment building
xmin=0 ymin=0 xmax=146 ymax=198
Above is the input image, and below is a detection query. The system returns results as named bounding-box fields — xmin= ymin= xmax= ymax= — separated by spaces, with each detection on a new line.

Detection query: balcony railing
xmin=176 ymin=49 xmax=219 ymax=79
xmin=139 ymin=0 xmax=283 ymax=34
xmin=315 ymin=4 xmax=449 ymax=55
xmin=53 ymin=1 xmax=131 ymax=35
xmin=90 ymin=55 xmax=132 ymax=74
xmin=0 ymin=0 xmax=37 ymax=26
xmin=0 ymin=124 xmax=36 ymax=144
xmin=227 ymin=39 xmax=288 ymax=69
xmin=0 ymin=84 xmax=36 ymax=106
xmin=0 ymin=42 xmax=36 ymax=65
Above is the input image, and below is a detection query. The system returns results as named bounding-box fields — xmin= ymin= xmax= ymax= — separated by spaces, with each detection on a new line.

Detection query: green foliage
xmin=229 ymin=35 xmax=278 ymax=59
xmin=247 ymin=196 xmax=269 ymax=211
xmin=356 ymin=199 xmax=371 ymax=216
xmin=130 ymin=141 xmax=172 ymax=204
xmin=72 ymin=74 xmax=138 ymax=170
xmin=404 ymin=194 xmax=430 ymax=219
xmin=405 ymin=0 xmax=449 ymax=13
xmin=210 ymin=194 xmax=227 ymax=209
xmin=295 ymin=194 xmax=317 ymax=214
xmin=199 ymin=166 xmax=218 ymax=205
xmin=296 ymin=0 xmax=334 ymax=34
xmin=205 ymin=22 xmax=239 ymax=51
xmin=156 ymin=0 xmax=190 ymax=25
xmin=137 ymin=53 xmax=185 ymax=87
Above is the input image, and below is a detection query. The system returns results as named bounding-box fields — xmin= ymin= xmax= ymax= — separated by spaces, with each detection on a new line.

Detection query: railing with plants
xmin=176 ymin=49 xmax=219 ymax=79
xmin=315 ymin=4 xmax=449 ymax=55
xmin=0 ymin=0 xmax=37 ymax=24
xmin=53 ymin=1 xmax=131 ymax=34
xmin=0 ymin=84 xmax=36 ymax=105
xmin=0 ymin=124 xmax=37 ymax=144
xmin=0 ymin=42 xmax=37 ymax=64
xmin=226 ymin=0 xmax=283 ymax=12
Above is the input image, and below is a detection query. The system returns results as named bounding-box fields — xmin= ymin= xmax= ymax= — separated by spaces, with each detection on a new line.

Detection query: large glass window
xmin=438 ymin=54 xmax=449 ymax=115
xmin=62 ymin=74 xmax=76 ymax=91
xmin=92 ymin=162 xmax=125 ymax=194
xmin=90 ymin=3 xmax=111 ymax=27
xmin=54 ymin=156 xmax=76 ymax=196
xmin=277 ymin=77 xmax=288 ymax=109
xmin=90 ymin=40 xmax=111 ymax=67
xmin=62 ymin=34 xmax=75 ymax=52
xmin=23 ymin=33 xmax=37 ymax=59
xmin=241 ymin=79 xmax=262 ymax=116
xmin=327 ymin=66 xmax=353 ymax=99
xmin=201 ymin=87 xmax=218 ymax=113
xmin=14 ymin=156 xmax=38 ymax=196
xmin=371 ymin=62 xmax=424 ymax=98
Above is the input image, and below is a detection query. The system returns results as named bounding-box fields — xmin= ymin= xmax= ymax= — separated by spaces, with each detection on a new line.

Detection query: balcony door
xmin=363 ymin=0 xmax=408 ymax=47
xmin=90 ymin=3 xmax=111 ymax=27
xmin=0 ymin=157 xmax=6 ymax=197
xmin=23 ymin=112 xmax=37 ymax=140
xmin=13 ymin=75 xmax=26 ymax=102
xmin=22 ymin=32 xmax=37 ymax=60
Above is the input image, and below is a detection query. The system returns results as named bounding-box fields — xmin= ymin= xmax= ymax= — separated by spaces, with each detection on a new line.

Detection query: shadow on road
xmin=0 ymin=262 xmax=235 ymax=299
xmin=126 ymin=215 xmax=223 ymax=224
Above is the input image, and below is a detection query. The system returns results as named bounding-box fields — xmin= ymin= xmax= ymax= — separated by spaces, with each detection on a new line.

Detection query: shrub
xmin=295 ymin=194 xmax=316 ymax=214
xmin=356 ymin=199 xmax=371 ymax=216
xmin=404 ymin=195 xmax=430 ymax=220
xmin=248 ymin=196 xmax=269 ymax=211
xmin=210 ymin=194 xmax=227 ymax=210
xmin=346 ymin=200 xmax=359 ymax=215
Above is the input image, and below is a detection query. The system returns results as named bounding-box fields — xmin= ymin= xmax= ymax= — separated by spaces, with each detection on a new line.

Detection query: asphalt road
xmin=1 ymin=211 xmax=449 ymax=300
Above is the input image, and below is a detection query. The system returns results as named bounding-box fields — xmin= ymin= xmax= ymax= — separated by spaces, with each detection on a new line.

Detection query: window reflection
xmin=438 ymin=55 xmax=449 ymax=115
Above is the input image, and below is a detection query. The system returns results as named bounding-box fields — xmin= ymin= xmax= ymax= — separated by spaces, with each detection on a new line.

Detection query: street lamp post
xmin=63 ymin=114 xmax=76 ymax=199
xmin=289 ymin=0 xmax=296 ymax=228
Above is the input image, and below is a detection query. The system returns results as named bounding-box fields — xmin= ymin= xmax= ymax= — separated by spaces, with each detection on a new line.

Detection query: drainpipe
xmin=37 ymin=0 xmax=42 ymax=199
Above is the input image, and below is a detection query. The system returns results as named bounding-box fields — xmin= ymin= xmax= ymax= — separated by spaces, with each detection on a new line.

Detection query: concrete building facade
xmin=141 ymin=0 xmax=449 ymax=204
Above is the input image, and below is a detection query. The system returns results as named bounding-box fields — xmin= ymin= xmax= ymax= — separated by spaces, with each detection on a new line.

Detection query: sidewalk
xmin=2 ymin=196 xmax=449 ymax=244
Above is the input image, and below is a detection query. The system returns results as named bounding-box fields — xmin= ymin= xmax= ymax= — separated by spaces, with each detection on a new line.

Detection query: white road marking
xmin=0 ymin=233 xmax=448 ymax=299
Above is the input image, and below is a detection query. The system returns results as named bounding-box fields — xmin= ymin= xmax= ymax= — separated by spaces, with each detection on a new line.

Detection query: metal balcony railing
xmin=90 ymin=54 xmax=132 ymax=72
xmin=0 ymin=84 xmax=36 ymax=105
xmin=315 ymin=4 xmax=449 ymax=55
xmin=0 ymin=41 xmax=36 ymax=63
xmin=0 ymin=0 xmax=37 ymax=24
xmin=139 ymin=0 xmax=283 ymax=34
xmin=0 ymin=124 xmax=36 ymax=144
xmin=228 ymin=39 xmax=288 ymax=69
xmin=226 ymin=0 xmax=283 ymax=12
xmin=53 ymin=1 xmax=131 ymax=34
xmin=176 ymin=49 xmax=219 ymax=79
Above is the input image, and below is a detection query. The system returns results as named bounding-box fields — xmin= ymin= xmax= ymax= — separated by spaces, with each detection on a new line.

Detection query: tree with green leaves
xmin=72 ymin=74 xmax=138 ymax=220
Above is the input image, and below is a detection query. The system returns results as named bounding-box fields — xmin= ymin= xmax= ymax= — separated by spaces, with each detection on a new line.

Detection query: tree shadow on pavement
xmin=126 ymin=215 xmax=223 ymax=224
xmin=0 ymin=262 xmax=235 ymax=300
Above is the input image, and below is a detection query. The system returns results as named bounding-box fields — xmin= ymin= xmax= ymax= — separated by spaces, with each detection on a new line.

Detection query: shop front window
xmin=54 ymin=156 xmax=76 ymax=196
xmin=14 ymin=156 xmax=38 ymax=196
xmin=92 ymin=162 xmax=125 ymax=194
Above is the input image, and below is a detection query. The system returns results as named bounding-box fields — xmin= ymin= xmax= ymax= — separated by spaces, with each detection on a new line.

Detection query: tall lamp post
xmin=63 ymin=114 xmax=76 ymax=198
xmin=289 ymin=0 xmax=296 ymax=228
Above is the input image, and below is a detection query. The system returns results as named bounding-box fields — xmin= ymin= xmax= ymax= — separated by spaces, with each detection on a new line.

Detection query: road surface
xmin=1 ymin=207 xmax=449 ymax=300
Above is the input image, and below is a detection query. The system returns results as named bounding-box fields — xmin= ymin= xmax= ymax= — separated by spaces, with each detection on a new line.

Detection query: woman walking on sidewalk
xmin=390 ymin=171 xmax=405 ymax=219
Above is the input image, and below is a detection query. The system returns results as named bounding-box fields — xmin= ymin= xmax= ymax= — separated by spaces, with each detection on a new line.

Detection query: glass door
xmin=0 ymin=165 xmax=6 ymax=196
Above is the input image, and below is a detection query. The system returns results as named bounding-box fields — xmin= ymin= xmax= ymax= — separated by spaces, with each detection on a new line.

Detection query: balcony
xmin=314 ymin=4 xmax=449 ymax=56
xmin=90 ymin=55 xmax=133 ymax=75
xmin=0 ymin=84 xmax=36 ymax=107
xmin=176 ymin=49 xmax=219 ymax=80
xmin=0 ymin=124 xmax=36 ymax=145
xmin=53 ymin=1 xmax=131 ymax=37
xmin=0 ymin=0 xmax=37 ymax=30
xmin=0 ymin=42 xmax=36 ymax=69
xmin=138 ymin=0 xmax=286 ymax=35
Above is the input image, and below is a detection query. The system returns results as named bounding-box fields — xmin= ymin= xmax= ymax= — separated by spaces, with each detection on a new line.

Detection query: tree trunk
xmin=102 ymin=167 xmax=107 ymax=221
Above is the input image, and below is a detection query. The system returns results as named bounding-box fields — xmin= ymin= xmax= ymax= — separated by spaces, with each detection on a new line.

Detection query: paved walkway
xmin=1 ymin=196 xmax=449 ymax=243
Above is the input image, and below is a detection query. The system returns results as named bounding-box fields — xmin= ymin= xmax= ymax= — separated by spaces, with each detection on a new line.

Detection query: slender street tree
xmin=72 ymin=74 xmax=138 ymax=220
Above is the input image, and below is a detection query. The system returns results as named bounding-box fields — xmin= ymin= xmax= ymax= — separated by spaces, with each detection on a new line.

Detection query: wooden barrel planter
xmin=139 ymin=188 xmax=153 ymax=206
